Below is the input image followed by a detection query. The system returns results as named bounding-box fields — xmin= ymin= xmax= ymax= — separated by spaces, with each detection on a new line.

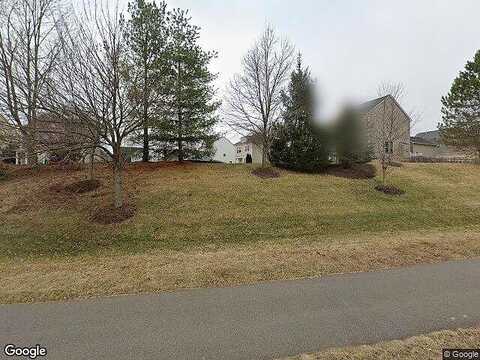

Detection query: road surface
xmin=1 ymin=259 xmax=480 ymax=359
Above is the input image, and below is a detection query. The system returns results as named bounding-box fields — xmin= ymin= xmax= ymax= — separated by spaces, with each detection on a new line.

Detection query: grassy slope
xmin=279 ymin=328 xmax=480 ymax=360
xmin=1 ymin=162 xmax=480 ymax=303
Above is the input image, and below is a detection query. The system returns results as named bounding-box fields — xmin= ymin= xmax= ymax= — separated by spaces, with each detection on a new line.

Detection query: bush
xmin=334 ymin=106 xmax=372 ymax=168
xmin=269 ymin=55 xmax=330 ymax=173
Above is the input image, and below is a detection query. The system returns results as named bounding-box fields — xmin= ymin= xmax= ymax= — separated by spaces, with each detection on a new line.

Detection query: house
xmin=121 ymin=136 xmax=236 ymax=163
xmin=413 ymin=130 xmax=475 ymax=159
xmin=234 ymin=136 xmax=264 ymax=164
xmin=209 ymin=137 xmax=235 ymax=163
xmin=358 ymin=95 xmax=411 ymax=160
xmin=410 ymin=136 xmax=438 ymax=157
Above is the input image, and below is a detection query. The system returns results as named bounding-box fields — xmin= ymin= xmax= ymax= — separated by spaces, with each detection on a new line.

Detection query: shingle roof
xmin=410 ymin=136 xmax=437 ymax=146
xmin=357 ymin=95 xmax=389 ymax=113
xmin=415 ymin=130 xmax=440 ymax=144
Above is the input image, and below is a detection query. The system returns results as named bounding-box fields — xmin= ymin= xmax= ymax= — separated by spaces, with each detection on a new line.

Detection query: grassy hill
xmin=1 ymin=161 xmax=480 ymax=303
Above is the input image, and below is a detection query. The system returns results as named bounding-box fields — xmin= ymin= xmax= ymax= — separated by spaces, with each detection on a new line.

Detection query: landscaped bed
xmin=1 ymin=161 xmax=480 ymax=303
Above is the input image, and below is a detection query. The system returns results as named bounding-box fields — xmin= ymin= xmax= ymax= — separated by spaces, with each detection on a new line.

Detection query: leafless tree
xmin=371 ymin=82 xmax=412 ymax=184
xmin=0 ymin=0 xmax=66 ymax=165
xmin=48 ymin=1 xmax=142 ymax=208
xmin=224 ymin=26 xmax=294 ymax=168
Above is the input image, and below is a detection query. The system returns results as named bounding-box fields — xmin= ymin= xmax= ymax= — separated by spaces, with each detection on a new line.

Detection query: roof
xmin=415 ymin=130 xmax=440 ymax=144
xmin=357 ymin=94 xmax=413 ymax=125
xmin=234 ymin=134 xmax=262 ymax=146
xmin=357 ymin=95 xmax=389 ymax=113
xmin=410 ymin=136 xmax=437 ymax=146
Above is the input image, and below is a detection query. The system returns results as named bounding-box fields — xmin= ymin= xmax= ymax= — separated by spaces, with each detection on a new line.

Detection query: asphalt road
xmin=1 ymin=259 xmax=480 ymax=360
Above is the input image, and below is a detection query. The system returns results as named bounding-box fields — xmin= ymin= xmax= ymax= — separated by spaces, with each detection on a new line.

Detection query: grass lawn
xmin=1 ymin=161 xmax=480 ymax=303
xmin=278 ymin=328 xmax=480 ymax=360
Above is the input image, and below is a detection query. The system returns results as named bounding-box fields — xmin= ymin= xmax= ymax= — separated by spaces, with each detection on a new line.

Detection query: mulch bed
xmin=64 ymin=179 xmax=101 ymax=194
xmin=252 ymin=167 xmax=281 ymax=179
xmin=90 ymin=203 xmax=136 ymax=225
xmin=327 ymin=163 xmax=376 ymax=179
xmin=388 ymin=161 xmax=403 ymax=167
xmin=375 ymin=184 xmax=405 ymax=195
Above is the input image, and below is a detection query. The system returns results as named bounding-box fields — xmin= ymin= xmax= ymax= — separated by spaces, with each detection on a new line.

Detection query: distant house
xmin=410 ymin=136 xmax=438 ymax=157
xmin=413 ymin=130 xmax=475 ymax=159
xmin=210 ymin=137 xmax=235 ymax=163
xmin=121 ymin=136 xmax=236 ymax=164
xmin=234 ymin=136 xmax=264 ymax=164
xmin=358 ymin=95 xmax=411 ymax=160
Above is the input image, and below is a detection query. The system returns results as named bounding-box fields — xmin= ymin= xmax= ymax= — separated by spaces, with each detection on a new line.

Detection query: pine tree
xmin=270 ymin=55 xmax=329 ymax=172
xmin=153 ymin=9 xmax=220 ymax=161
xmin=440 ymin=49 xmax=480 ymax=158
xmin=125 ymin=0 xmax=168 ymax=162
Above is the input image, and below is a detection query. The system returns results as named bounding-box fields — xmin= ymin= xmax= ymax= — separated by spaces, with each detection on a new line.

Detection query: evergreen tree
xmin=440 ymin=49 xmax=480 ymax=158
xmin=153 ymin=9 xmax=220 ymax=161
xmin=126 ymin=0 xmax=168 ymax=162
xmin=270 ymin=55 xmax=329 ymax=172
xmin=335 ymin=106 xmax=372 ymax=168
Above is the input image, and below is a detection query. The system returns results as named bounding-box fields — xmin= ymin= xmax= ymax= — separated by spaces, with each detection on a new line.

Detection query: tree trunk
xmin=142 ymin=124 xmax=149 ymax=162
xmin=178 ymin=138 xmax=183 ymax=162
xmin=88 ymin=149 xmax=95 ymax=181
xmin=381 ymin=160 xmax=387 ymax=185
xmin=113 ymin=161 xmax=123 ymax=209
xmin=24 ymin=132 xmax=38 ymax=166
xmin=261 ymin=140 xmax=267 ymax=168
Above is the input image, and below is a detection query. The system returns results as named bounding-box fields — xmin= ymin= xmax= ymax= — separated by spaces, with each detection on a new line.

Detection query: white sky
xmin=116 ymin=0 xmax=480 ymax=138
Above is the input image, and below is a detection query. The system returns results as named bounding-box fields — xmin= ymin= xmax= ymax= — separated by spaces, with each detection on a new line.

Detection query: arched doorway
xmin=245 ymin=153 xmax=252 ymax=164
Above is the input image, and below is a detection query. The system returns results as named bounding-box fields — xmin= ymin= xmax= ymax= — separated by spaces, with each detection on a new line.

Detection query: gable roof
xmin=410 ymin=136 xmax=437 ymax=146
xmin=416 ymin=130 xmax=440 ymax=144
xmin=234 ymin=134 xmax=262 ymax=146
xmin=357 ymin=95 xmax=389 ymax=113
xmin=358 ymin=94 xmax=413 ymax=125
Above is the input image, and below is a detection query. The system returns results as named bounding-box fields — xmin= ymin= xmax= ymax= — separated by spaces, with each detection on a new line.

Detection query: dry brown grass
xmin=279 ymin=328 xmax=480 ymax=360
xmin=2 ymin=162 xmax=480 ymax=303
xmin=1 ymin=228 xmax=480 ymax=304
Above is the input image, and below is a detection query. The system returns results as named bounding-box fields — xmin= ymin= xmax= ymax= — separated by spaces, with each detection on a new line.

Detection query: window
xmin=237 ymin=148 xmax=242 ymax=154
xmin=245 ymin=145 xmax=250 ymax=152
xmin=223 ymin=153 xmax=226 ymax=157
xmin=384 ymin=141 xmax=394 ymax=154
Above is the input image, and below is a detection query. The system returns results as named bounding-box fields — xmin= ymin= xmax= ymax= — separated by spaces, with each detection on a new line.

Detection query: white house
xmin=120 ymin=136 xmax=236 ymax=163
xmin=234 ymin=136 xmax=264 ymax=164
xmin=210 ymin=137 xmax=235 ymax=163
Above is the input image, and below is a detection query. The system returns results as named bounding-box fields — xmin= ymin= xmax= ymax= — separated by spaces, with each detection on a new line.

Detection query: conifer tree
xmin=153 ymin=9 xmax=219 ymax=161
xmin=270 ymin=55 xmax=329 ymax=172
xmin=126 ymin=0 xmax=168 ymax=162
xmin=440 ymin=50 xmax=480 ymax=158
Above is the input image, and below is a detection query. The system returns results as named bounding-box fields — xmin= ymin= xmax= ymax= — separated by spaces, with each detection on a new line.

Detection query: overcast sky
xmin=119 ymin=0 xmax=480 ymax=136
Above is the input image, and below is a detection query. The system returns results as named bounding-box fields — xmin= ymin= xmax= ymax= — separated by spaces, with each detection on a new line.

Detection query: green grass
xmin=1 ymin=162 xmax=480 ymax=260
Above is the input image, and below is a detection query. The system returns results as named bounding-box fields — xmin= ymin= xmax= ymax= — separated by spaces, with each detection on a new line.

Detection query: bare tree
xmin=48 ymin=1 xmax=142 ymax=208
xmin=371 ymin=82 xmax=412 ymax=184
xmin=224 ymin=26 xmax=294 ymax=168
xmin=0 ymin=0 xmax=66 ymax=165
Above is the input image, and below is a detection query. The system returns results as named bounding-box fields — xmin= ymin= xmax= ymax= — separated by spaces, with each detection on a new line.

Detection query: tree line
xmin=0 ymin=0 xmax=219 ymax=208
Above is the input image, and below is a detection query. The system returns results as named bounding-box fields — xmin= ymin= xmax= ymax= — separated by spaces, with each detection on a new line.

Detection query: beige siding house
xmin=412 ymin=130 xmax=476 ymax=159
xmin=410 ymin=136 xmax=438 ymax=157
xmin=359 ymin=95 xmax=411 ymax=160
